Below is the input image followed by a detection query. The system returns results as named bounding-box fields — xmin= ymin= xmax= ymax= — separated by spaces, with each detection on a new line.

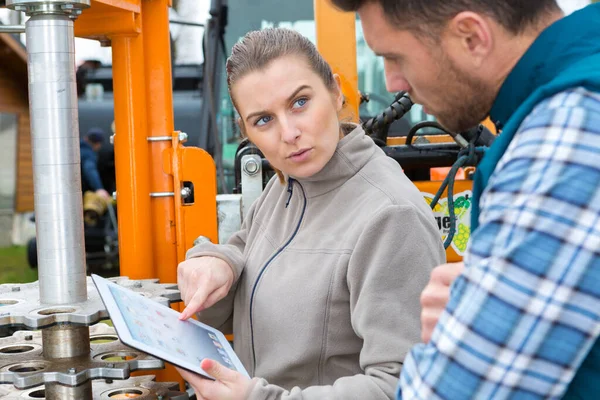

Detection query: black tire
xmin=26 ymin=237 xmax=38 ymax=269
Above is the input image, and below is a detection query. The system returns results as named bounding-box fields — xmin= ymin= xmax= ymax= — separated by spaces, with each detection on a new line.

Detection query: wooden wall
xmin=0 ymin=34 xmax=33 ymax=213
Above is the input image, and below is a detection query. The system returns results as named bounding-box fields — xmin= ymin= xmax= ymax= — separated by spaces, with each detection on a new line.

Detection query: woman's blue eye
xmin=255 ymin=116 xmax=273 ymax=126
xmin=293 ymin=98 xmax=308 ymax=108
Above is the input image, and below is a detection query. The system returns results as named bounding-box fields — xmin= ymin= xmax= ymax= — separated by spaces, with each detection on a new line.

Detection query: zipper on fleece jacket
xmin=249 ymin=178 xmax=307 ymax=373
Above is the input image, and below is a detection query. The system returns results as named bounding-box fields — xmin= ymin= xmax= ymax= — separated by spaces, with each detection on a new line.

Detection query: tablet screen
xmin=108 ymin=285 xmax=238 ymax=371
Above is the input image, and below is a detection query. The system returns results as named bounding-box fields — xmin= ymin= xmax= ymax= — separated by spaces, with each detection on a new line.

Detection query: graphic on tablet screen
xmin=108 ymin=285 xmax=237 ymax=371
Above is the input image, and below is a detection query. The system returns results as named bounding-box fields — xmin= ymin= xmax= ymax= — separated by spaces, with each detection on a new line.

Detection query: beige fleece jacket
xmin=186 ymin=126 xmax=445 ymax=399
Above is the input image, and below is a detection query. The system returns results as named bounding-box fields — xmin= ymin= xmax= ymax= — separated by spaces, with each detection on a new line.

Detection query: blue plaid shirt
xmin=398 ymin=87 xmax=600 ymax=399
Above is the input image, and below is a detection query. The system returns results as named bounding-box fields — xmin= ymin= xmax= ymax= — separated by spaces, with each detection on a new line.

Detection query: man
xmin=80 ymin=128 xmax=111 ymax=200
xmin=331 ymin=0 xmax=600 ymax=398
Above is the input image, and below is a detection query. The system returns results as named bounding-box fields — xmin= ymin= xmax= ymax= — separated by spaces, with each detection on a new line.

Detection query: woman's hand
xmin=177 ymin=359 xmax=252 ymax=400
xmin=177 ymin=256 xmax=235 ymax=320
xmin=420 ymin=262 xmax=464 ymax=343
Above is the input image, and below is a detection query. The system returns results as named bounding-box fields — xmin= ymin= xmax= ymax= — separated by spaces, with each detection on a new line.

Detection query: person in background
xmin=330 ymin=0 xmax=600 ymax=398
xmin=80 ymin=127 xmax=111 ymax=200
xmin=176 ymin=27 xmax=445 ymax=400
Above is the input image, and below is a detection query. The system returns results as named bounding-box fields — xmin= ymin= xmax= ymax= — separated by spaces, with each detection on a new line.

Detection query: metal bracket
xmin=0 ymin=374 xmax=189 ymax=399
xmin=0 ymin=324 xmax=164 ymax=389
xmin=240 ymin=155 xmax=263 ymax=221
xmin=0 ymin=277 xmax=180 ymax=329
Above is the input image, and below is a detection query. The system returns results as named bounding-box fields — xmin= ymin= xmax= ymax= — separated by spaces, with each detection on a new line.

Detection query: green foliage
xmin=0 ymin=246 xmax=38 ymax=284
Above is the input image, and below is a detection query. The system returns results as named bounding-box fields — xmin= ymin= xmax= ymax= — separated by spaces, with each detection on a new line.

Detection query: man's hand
xmin=420 ymin=262 xmax=464 ymax=343
xmin=176 ymin=359 xmax=252 ymax=400
xmin=95 ymin=189 xmax=111 ymax=200
xmin=177 ymin=256 xmax=235 ymax=320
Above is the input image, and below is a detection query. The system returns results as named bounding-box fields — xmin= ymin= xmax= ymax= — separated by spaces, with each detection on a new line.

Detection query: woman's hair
xmin=226 ymin=27 xmax=350 ymax=182
xmin=226 ymin=27 xmax=338 ymax=107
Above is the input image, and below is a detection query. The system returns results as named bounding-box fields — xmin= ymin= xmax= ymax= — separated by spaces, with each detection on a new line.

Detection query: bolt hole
xmin=0 ymin=345 xmax=35 ymax=354
xmin=28 ymin=389 xmax=45 ymax=398
xmin=90 ymin=335 xmax=119 ymax=344
xmin=0 ymin=300 xmax=18 ymax=306
xmin=9 ymin=363 xmax=45 ymax=373
xmin=101 ymin=352 xmax=138 ymax=362
xmin=37 ymin=307 xmax=76 ymax=316
xmin=108 ymin=389 xmax=144 ymax=398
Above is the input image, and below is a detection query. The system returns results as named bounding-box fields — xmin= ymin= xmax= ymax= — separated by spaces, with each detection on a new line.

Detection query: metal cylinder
xmin=0 ymin=25 xmax=26 ymax=33
xmin=26 ymin=14 xmax=87 ymax=304
xmin=44 ymin=380 xmax=92 ymax=400
xmin=41 ymin=325 xmax=90 ymax=359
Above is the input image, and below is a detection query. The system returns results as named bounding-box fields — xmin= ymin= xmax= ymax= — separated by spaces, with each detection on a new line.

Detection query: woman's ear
xmin=237 ymin=117 xmax=247 ymax=138
xmin=333 ymin=74 xmax=344 ymax=112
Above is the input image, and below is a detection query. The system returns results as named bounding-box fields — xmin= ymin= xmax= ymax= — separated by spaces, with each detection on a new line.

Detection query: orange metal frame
xmin=74 ymin=0 xmax=218 ymax=388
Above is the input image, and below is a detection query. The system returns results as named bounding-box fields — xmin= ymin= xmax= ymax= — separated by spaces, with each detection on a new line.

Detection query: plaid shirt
xmin=398 ymin=87 xmax=600 ymax=399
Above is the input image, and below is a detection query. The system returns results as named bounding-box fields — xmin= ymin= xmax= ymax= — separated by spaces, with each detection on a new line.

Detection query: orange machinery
xmin=70 ymin=0 xmax=486 ymax=387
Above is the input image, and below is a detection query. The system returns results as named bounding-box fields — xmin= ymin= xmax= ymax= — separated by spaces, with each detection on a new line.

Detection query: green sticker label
xmin=422 ymin=190 xmax=472 ymax=255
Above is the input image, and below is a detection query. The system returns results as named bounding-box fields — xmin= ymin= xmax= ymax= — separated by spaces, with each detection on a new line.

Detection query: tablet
xmin=91 ymin=274 xmax=249 ymax=379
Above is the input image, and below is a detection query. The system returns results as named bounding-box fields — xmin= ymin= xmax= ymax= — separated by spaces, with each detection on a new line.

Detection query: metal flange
xmin=0 ymin=324 xmax=165 ymax=389
xmin=0 ymin=277 xmax=180 ymax=329
xmin=6 ymin=0 xmax=90 ymax=17
xmin=0 ymin=374 xmax=189 ymax=399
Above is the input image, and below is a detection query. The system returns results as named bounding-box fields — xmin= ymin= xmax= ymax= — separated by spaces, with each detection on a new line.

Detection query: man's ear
xmin=446 ymin=11 xmax=493 ymax=69
xmin=333 ymin=74 xmax=344 ymax=112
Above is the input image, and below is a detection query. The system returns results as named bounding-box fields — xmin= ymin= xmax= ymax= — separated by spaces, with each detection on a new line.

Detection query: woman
xmin=176 ymin=28 xmax=445 ymax=400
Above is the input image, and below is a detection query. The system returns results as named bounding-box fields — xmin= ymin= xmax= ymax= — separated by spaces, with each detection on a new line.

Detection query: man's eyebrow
xmin=245 ymin=85 xmax=311 ymax=123
xmin=375 ymin=52 xmax=401 ymax=59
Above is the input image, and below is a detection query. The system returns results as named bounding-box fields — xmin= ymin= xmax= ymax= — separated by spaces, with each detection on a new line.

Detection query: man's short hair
xmin=330 ymin=0 xmax=560 ymax=36
xmin=86 ymin=127 xmax=104 ymax=144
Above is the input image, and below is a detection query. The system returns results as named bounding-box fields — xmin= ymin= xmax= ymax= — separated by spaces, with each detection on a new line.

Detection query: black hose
xmin=362 ymin=91 xmax=413 ymax=144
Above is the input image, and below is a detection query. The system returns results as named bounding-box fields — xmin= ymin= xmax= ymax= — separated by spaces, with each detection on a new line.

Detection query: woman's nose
xmin=280 ymin=120 xmax=301 ymax=144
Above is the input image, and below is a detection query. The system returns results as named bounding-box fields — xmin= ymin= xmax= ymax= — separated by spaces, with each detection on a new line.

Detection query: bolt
xmin=132 ymin=282 xmax=142 ymax=288
xmin=107 ymin=363 xmax=115 ymax=368
xmin=109 ymin=134 xmax=115 ymax=145
xmin=24 ymin=335 xmax=33 ymax=341
xmin=243 ymin=159 xmax=259 ymax=176
xmin=105 ymin=379 xmax=113 ymax=384
xmin=11 ymin=286 xmax=20 ymax=292
xmin=181 ymin=187 xmax=192 ymax=199
xmin=68 ymin=367 xmax=76 ymax=374
xmin=178 ymin=132 xmax=188 ymax=143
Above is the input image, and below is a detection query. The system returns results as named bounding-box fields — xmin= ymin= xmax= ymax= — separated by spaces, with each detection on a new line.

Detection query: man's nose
xmin=384 ymin=62 xmax=411 ymax=93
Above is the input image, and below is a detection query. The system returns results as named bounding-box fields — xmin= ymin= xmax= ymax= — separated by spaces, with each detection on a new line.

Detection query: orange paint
xmin=314 ymin=0 xmax=359 ymax=122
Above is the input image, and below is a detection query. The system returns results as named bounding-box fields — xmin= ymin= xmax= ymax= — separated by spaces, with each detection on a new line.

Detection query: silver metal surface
xmin=0 ymin=375 xmax=189 ymax=399
xmin=7 ymin=0 xmax=90 ymax=17
xmin=150 ymin=192 xmax=175 ymax=198
xmin=45 ymin=381 xmax=93 ymax=400
xmin=241 ymin=154 xmax=263 ymax=221
xmin=41 ymin=326 xmax=90 ymax=359
xmin=0 ymin=277 xmax=180 ymax=329
xmin=0 ymin=324 xmax=164 ymax=389
xmin=0 ymin=25 xmax=26 ymax=33
xmin=147 ymin=136 xmax=172 ymax=142
xmin=216 ymin=194 xmax=242 ymax=244
xmin=24 ymin=15 xmax=86 ymax=305
xmin=178 ymin=132 xmax=188 ymax=143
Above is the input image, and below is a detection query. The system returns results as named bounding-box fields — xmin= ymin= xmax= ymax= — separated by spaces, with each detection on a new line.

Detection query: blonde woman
xmin=177 ymin=28 xmax=445 ymax=400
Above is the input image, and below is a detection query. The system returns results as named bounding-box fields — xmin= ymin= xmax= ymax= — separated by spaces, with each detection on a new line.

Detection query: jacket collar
xmin=490 ymin=3 xmax=600 ymax=129
xmin=291 ymin=125 xmax=376 ymax=199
